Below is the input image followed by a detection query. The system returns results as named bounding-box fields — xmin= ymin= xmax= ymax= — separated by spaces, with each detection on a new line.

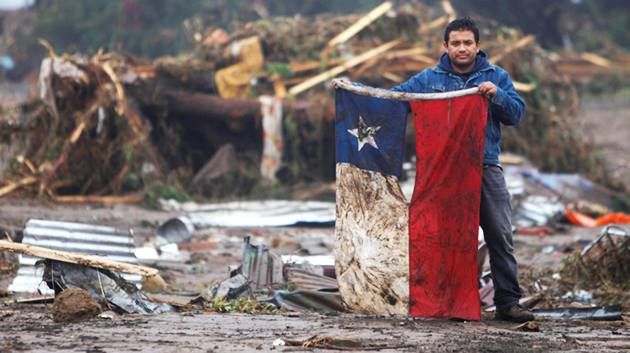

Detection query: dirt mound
xmin=52 ymin=287 xmax=102 ymax=323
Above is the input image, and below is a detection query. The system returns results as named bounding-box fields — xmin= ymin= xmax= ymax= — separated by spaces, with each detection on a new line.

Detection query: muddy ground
xmin=0 ymin=199 xmax=628 ymax=353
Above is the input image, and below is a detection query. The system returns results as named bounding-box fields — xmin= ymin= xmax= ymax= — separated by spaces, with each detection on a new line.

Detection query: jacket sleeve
xmin=390 ymin=71 xmax=427 ymax=93
xmin=490 ymin=69 xmax=525 ymax=126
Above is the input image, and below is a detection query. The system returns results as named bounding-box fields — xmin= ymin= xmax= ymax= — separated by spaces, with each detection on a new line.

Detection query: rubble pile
xmin=561 ymin=225 xmax=630 ymax=308
xmin=1 ymin=1 xmax=628 ymax=203
xmin=16 ymin=50 xmax=158 ymax=202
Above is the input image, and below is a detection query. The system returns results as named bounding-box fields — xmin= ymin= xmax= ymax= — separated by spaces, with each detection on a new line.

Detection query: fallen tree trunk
xmin=128 ymin=82 xmax=266 ymax=170
xmin=163 ymin=91 xmax=264 ymax=124
xmin=128 ymin=79 xmax=336 ymax=182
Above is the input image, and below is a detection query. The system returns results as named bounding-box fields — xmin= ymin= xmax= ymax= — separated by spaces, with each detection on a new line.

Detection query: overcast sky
xmin=0 ymin=0 xmax=34 ymax=10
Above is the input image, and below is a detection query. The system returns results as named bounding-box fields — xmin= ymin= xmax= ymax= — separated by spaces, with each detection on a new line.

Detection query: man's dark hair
xmin=444 ymin=17 xmax=479 ymax=43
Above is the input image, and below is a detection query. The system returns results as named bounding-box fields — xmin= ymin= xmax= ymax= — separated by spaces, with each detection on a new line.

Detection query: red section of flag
xmin=408 ymin=95 xmax=488 ymax=320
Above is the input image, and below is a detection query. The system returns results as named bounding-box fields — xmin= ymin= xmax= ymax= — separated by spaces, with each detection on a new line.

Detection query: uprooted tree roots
xmin=5 ymin=51 xmax=163 ymax=202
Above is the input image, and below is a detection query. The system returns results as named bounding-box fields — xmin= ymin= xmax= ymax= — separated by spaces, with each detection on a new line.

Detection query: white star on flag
xmin=347 ymin=116 xmax=381 ymax=151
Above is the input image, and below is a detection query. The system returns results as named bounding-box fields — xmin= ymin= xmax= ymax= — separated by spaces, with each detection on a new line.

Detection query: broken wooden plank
xmin=489 ymin=35 xmax=536 ymax=64
xmin=350 ymin=57 xmax=381 ymax=79
xmin=102 ymin=61 xmax=127 ymax=116
xmin=272 ymin=76 xmax=287 ymax=98
xmin=0 ymin=240 xmax=159 ymax=277
xmin=289 ymin=59 xmax=343 ymax=73
xmin=580 ymin=52 xmax=612 ymax=68
xmin=382 ymin=72 xmax=404 ymax=82
xmin=50 ymin=192 xmax=145 ymax=206
xmin=289 ymin=40 xmax=400 ymax=96
xmin=410 ymin=55 xmax=436 ymax=65
xmin=326 ymin=2 xmax=393 ymax=48
xmin=513 ymin=81 xmax=536 ymax=92
xmin=69 ymin=120 xmax=87 ymax=144
xmin=553 ymin=62 xmax=611 ymax=77
xmin=0 ymin=176 xmax=37 ymax=198
xmin=615 ymin=53 xmax=630 ymax=65
xmin=419 ymin=15 xmax=449 ymax=34
xmin=15 ymin=156 xmax=36 ymax=175
xmin=3 ymin=296 xmax=54 ymax=305
xmin=441 ymin=0 xmax=456 ymax=21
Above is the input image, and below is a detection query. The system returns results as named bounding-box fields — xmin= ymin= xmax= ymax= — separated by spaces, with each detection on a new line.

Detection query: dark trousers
xmin=480 ymin=165 xmax=522 ymax=310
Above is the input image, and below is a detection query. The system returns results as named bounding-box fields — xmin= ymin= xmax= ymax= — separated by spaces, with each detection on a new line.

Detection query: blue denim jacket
xmin=391 ymin=51 xmax=525 ymax=165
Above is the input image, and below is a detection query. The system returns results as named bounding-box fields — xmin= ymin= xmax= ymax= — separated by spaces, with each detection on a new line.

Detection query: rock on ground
xmin=52 ymin=288 xmax=102 ymax=323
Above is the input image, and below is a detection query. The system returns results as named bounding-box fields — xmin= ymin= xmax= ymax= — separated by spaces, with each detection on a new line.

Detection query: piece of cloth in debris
xmin=259 ymin=95 xmax=283 ymax=180
xmin=214 ymin=37 xmax=264 ymax=98
xmin=335 ymin=87 xmax=487 ymax=320
xmin=565 ymin=209 xmax=630 ymax=227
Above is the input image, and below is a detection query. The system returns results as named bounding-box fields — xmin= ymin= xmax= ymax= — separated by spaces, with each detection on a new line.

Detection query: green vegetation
xmin=144 ymin=182 xmax=191 ymax=209
xmin=265 ymin=63 xmax=293 ymax=79
xmin=210 ymin=297 xmax=278 ymax=314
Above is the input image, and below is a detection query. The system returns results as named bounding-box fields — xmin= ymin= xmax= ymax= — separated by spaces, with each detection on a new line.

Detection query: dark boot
xmin=495 ymin=304 xmax=535 ymax=323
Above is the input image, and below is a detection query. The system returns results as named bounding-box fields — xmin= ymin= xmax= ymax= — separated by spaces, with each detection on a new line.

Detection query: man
xmin=334 ymin=17 xmax=533 ymax=323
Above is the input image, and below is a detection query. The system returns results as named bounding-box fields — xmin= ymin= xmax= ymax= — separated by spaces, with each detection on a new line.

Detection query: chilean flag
xmin=334 ymin=82 xmax=488 ymax=321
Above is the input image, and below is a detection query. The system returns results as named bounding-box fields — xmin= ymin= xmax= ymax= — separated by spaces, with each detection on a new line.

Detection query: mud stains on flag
xmin=335 ymin=86 xmax=488 ymax=320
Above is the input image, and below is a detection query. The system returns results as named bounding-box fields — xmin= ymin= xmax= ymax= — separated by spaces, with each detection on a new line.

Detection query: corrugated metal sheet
xmin=241 ymin=236 xmax=284 ymax=289
xmin=285 ymin=268 xmax=338 ymax=291
xmin=9 ymin=219 xmax=140 ymax=295
xmin=162 ymin=200 xmax=335 ymax=227
xmin=273 ymin=290 xmax=345 ymax=313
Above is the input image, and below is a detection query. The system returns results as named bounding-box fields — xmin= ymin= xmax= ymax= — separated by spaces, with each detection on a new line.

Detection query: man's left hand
xmin=478 ymin=82 xmax=497 ymax=99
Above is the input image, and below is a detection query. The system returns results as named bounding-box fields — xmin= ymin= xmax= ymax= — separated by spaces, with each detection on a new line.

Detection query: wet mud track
xmin=1 ymin=304 xmax=628 ymax=352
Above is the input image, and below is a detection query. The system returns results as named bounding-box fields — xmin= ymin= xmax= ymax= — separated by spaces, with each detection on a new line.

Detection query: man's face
xmin=443 ymin=30 xmax=479 ymax=72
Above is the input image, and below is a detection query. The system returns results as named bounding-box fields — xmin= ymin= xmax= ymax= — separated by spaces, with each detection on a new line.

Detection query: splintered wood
xmin=489 ymin=35 xmax=536 ymax=64
xmin=326 ymin=2 xmax=393 ymax=48
xmin=289 ymin=40 xmax=400 ymax=96
xmin=0 ymin=240 xmax=159 ymax=277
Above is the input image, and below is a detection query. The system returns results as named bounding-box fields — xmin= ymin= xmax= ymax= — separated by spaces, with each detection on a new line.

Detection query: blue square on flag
xmin=335 ymin=89 xmax=408 ymax=179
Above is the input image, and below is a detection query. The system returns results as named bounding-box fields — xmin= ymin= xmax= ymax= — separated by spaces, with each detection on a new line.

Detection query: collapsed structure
xmin=0 ymin=1 xmax=628 ymax=204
